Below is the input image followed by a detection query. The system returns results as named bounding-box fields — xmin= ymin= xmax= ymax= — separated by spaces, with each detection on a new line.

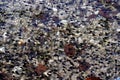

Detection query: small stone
xmin=87 ymin=6 xmax=93 ymax=11
xmin=58 ymin=56 xmax=63 ymax=60
xmin=56 ymin=31 xmax=60 ymax=36
xmin=116 ymin=13 xmax=120 ymax=18
xmin=53 ymin=56 xmax=58 ymax=60
xmin=81 ymin=25 xmax=85 ymax=28
xmin=60 ymin=20 xmax=68 ymax=25
xmin=48 ymin=59 xmax=54 ymax=63
xmin=18 ymin=39 xmax=25 ymax=45
xmin=116 ymin=28 xmax=120 ymax=32
xmin=2 ymin=32 xmax=7 ymax=41
xmin=89 ymin=39 xmax=95 ymax=43
xmin=43 ymin=70 xmax=50 ymax=77
xmin=76 ymin=56 xmax=82 ymax=60
xmin=20 ymin=75 xmax=26 ymax=80
xmin=38 ymin=23 xmax=44 ymax=27
xmin=39 ymin=0 xmax=43 ymax=1
xmin=114 ymin=77 xmax=120 ymax=80
xmin=81 ymin=5 xmax=87 ymax=9
xmin=12 ymin=66 xmax=23 ymax=75
xmin=94 ymin=11 xmax=99 ymax=15
xmin=74 ymin=62 xmax=79 ymax=67
xmin=52 ymin=7 xmax=58 ymax=12
xmin=71 ymin=74 xmax=78 ymax=80
xmin=58 ymin=10 xmax=68 ymax=19
xmin=0 ymin=47 xmax=5 ymax=53
xmin=78 ymin=60 xmax=91 ymax=71
xmin=78 ymin=37 xmax=83 ymax=43
xmin=64 ymin=44 xmax=76 ymax=57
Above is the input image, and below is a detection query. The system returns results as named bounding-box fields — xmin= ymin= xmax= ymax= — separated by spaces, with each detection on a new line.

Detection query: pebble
xmin=53 ymin=56 xmax=59 ymax=60
xmin=12 ymin=66 xmax=23 ymax=76
xmin=0 ymin=47 xmax=5 ymax=53
xmin=0 ymin=0 xmax=119 ymax=80
xmin=2 ymin=32 xmax=7 ymax=41
xmin=78 ymin=60 xmax=91 ymax=71
xmin=94 ymin=10 xmax=99 ymax=15
xmin=58 ymin=56 xmax=63 ymax=60
xmin=52 ymin=7 xmax=58 ymax=12
xmin=78 ymin=37 xmax=83 ymax=43
xmin=114 ymin=77 xmax=120 ymax=80
xmin=18 ymin=39 xmax=25 ymax=45
xmin=60 ymin=20 xmax=68 ymax=25
xmin=89 ymin=39 xmax=95 ymax=43
xmin=81 ymin=5 xmax=87 ymax=9
xmin=56 ymin=31 xmax=60 ymax=36
xmin=80 ymin=24 xmax=85 ymax=28
xmin=38 ymin=23 xmax=44 ymax=27
xmin=116 ymin=28 xmax=120 ymax=32
xmin=48 ymin=59 xmax=54 ymax=63
xmin=58 ymin=10 xmax=68 ymax=19
xmin=116 ymin=13 xmax=120 ymax=18
xmin=20 ymin=75 xmax=26 ymax=80
xmin=71 ymin=74 xmax=78 ymax=80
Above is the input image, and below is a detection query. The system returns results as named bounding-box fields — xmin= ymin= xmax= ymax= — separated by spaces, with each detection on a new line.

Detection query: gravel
xmin=0 ymin=0 xmax=120 ymax=80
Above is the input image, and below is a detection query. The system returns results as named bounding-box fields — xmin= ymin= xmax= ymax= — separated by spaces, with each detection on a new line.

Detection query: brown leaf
xmin=35 ymin=64 xmax=48 ymax=75
xmin=64 ymin=44 xmax=76 ymax=57
xmin=85 ymin=76 xmax=102 ymax=80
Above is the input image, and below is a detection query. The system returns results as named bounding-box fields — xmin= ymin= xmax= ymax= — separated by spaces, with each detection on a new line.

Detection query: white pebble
xmin=71 ymin=74 xmax=77 ymax=80
xmin=58 ymin=10 xmax=68 ymax=19
xmin=89 ymin=39 xmax=94 ymax=43
xmin=58 ymin=56 xmax=63 ymax=60
xmin=20 ymin=76 xmax=26 ymax=80
xmin=87 ymin=6 xmax=93 ymax=11
xmin=53 ymin=56 xmax=58 ymax=60
xmin=86 ymin=11 xmax=92 ymax=17
xmin=74 ymin=62 xmax=79 ymax=67
xmin=52 ymin=7 xmax=58 ymax=12
xmin=114 ymin=77 xmax=120 ymax=80
xmin=76 ymin=56 xmax=82 ymax=60
xmin=60 ymin=20 xmax=68 ymax=25
xmin=78 ymin=37 xmax=83 ymax=43
xmin=116 ymin=13 xmax=120 ymax=18
xmin=43 ymin=71 xmax=49 ymax=77
xmin=94 ymin=10 xmax=99 ymax=15
xmin=38 ymin=23 xmax=44 ymax=27
xmin=81 ymin=25 xmax=85 ymax=28
xmin=0 ymin=47 xmax=5 ymax=53
xmin=12 ymin=66 xmax=22 ymax=74
xmin=81 ymin=4 xmax=87 ymax=9
xmin=100 ymin=67 xmax=107 ymax=72
xmin=56 ymin=31 xmax=60 ymax=36
xmin=116 ymin=28 xmax=120 ymax=32
xmin=32 ymin=58 xmax=39 ymax=67
xmin=2 ymin=32 xmax=7 ymax=41
xmin=48 ymin=59 xmax=54 ymax=63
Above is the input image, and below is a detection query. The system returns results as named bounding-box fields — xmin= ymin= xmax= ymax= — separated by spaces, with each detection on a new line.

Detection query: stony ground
xmin=0 ymin=0 xmax=120 ymax=80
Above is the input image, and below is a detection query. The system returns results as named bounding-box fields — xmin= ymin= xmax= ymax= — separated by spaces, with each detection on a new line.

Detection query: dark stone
xmin=78 ymin=60 xmax=91 ymax=71
xmin=64 ymin=44 xmax=76 ymax=57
